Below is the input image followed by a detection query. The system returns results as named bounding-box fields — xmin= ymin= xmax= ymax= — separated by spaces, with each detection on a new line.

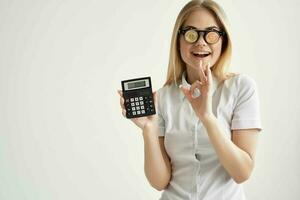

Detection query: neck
xmin=186 ymin=66 xmax=219 ymax=85
xmin=186 ymin=67 xmax=200 ymax=84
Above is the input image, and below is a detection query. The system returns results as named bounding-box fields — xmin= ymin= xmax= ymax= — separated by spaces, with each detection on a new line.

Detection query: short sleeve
xmin=231 ymin=75 xmax=262 ymax=131
xmin=156 ymin=88 xmax=166 ymax=137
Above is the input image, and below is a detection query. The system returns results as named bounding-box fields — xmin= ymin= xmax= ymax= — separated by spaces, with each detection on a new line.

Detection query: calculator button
xmin=139 ymin=97 xmax=143 ymax=100
xmin=141 ymin=106 xmax=144 ymax=109
xmin=141 ymin=110 xmax=145 ymax=114
xmin=140 ymin=101 xmax=144 ymax=105
xmin=131 ymin=103 xmax=135 ymax=106
xmin=136 ymin=102 xmax=139 ymax=105
xmin=126 ymin=99 xmax=129 ymax=103
xmin=136 ymin=106 xmax=140 ymax=110
xmin=135 ymin=97 xmax=138 ymax=101
xmin=132 ymin=107 xmax=135 ymax=111
xmin=130 ymin=98 xmax=134 ymax=102
xmin=132 ymin=111 xmax=136 ymax=115
xmin=137 ymin=111 xmax=141 ymax=114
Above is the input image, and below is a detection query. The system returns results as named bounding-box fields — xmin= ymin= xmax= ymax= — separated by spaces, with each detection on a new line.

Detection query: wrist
xmin=142 ymin=121 xmax=157 ymax=135
xmin=200 ymin=113 xmax=216 ymax=126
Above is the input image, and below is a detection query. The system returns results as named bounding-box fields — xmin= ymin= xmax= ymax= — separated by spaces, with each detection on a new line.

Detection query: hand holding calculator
xmin=121 ymin=77 xmax=156 ymax=119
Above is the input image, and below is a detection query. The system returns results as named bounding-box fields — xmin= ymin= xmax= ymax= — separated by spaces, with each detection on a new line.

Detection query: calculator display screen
xmin=128 ymin=81 xmax=146 ymax=89
xmin=124 ymin=78 xmax=150 ymax=91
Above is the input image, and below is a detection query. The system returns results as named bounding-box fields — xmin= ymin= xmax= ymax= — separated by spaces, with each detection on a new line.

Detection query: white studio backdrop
xmin=0 ymin=0 xmax=299 ymax=199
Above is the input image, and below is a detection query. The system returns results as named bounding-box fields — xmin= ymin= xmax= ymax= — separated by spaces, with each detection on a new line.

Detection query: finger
xmin=122 ymin=109 xmax=126 ymax=118
xmin=190 ymin=80 xmax=202 ymax=98
xmin=117 ymin=90 xmax=123 ymax=97
xmin=117 ymin=89 xmax=126 ymax=109
xmin=206 ymin=62 xmax=212 ymax=85
xmin=199 ymin=67 xmax=207 ymax=84
xmin=198 ymin=60 xmax=207 ymax=84
xmin=119 ymin=95 xmax=125 ymax=109
xmin=198 ymin=59 xmax=203 ymax=70
xmin=179 ymin=84 xmax=193 ymax=102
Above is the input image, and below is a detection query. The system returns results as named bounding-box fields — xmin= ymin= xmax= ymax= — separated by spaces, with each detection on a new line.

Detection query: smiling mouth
xmin=192 ymin=52 xmax=211 ymax=58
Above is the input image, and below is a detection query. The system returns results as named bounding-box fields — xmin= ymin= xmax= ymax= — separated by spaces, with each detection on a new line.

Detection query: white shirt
xmin=156 ymin=72 xmax=262 ymax=200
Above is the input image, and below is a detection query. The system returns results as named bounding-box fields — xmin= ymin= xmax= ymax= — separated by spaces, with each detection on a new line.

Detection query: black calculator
xmin=121 ymin=77 xmax=156 ymax=118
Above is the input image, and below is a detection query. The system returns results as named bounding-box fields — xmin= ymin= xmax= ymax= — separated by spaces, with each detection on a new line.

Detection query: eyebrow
xmin=183 ymin=25 xmax=220 ymax=30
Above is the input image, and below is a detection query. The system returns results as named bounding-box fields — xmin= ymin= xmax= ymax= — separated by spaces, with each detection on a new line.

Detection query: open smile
xmin=191 ymin=51 xmax=211 ymax=59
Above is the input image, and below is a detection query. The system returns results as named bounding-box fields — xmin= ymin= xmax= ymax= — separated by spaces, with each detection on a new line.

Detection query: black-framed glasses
xmin=178 ymin=27 xmax=225 ymax=44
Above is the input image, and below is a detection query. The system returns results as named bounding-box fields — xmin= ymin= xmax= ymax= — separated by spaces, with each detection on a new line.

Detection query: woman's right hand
xmin=117 ymin=90 xmax=159 ymax=131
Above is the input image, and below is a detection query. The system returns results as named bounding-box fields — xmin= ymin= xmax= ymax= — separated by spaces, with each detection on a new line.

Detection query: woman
xmin=118 ymin=0 xmax=262 ymax=199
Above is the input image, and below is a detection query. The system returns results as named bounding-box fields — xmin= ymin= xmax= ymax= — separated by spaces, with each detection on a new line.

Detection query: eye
xmin=184 ymin=30 xmax=198 ymax=43
xmin=205 ymin=31 xmax=220 ymax=44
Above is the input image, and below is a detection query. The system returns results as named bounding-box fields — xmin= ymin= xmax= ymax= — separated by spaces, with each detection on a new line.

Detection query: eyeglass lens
xmin=184 ymin=29 xmax=220 ymax=44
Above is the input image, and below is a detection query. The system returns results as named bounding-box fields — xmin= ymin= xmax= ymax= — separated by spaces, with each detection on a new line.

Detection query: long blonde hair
xmin=164 ymin=0 xmax=233 ymax=86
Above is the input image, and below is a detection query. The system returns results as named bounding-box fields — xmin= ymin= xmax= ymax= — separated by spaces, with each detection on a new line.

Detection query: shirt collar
xmin=179 ymin=71 xmax=219 ymax=100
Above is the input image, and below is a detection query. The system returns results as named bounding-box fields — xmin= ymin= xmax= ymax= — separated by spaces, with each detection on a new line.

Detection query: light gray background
xmin=0 ymin=0 xmax=299 ymax=199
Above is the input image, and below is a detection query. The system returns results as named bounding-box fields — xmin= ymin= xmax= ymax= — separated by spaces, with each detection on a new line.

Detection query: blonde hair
xmin=164 ymin=0 xmax=233 ymax=86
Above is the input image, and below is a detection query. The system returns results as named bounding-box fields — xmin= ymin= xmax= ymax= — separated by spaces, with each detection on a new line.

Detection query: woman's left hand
xmin=180 ymin=60 xmax=215 ymax=122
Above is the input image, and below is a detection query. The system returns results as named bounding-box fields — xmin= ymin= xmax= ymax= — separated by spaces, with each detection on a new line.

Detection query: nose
xmin=195 ymin=33 xmax=207 ymax=46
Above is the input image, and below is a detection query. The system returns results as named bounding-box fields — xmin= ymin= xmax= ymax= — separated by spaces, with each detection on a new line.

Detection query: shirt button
xmin=195 ymin=154 xmax=201 ymax=161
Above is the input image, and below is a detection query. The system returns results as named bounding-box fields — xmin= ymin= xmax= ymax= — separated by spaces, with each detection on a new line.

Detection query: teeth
xmin=193 ymin=52 xmax=210 ymax=55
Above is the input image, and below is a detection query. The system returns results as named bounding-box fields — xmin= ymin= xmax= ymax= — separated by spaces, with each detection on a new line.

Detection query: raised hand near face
xmin=179 ymin=60 xmax=214 ymax=121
